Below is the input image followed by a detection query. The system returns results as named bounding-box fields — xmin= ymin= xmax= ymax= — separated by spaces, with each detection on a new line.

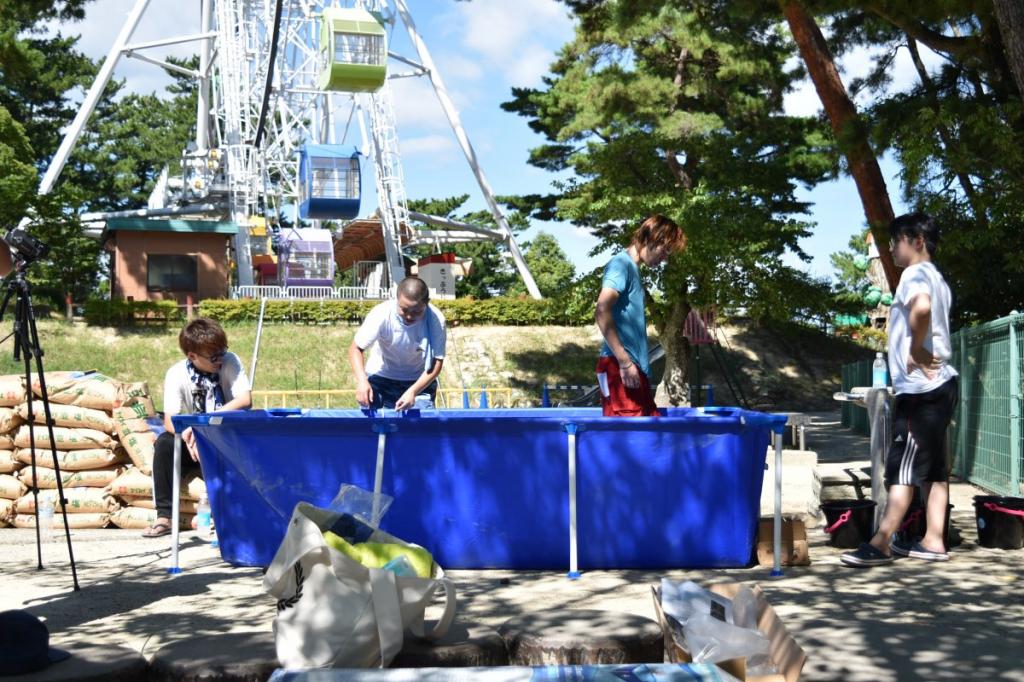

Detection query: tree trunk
xmin=654 ymin=297 xmax=692 ymax=406
xmin=993 ymin=0 xmax=1024 ymax=98
xmin=782 ymin=0 xmax=901 ymax=292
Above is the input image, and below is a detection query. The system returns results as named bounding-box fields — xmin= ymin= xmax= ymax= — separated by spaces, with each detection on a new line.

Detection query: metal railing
xmin=231 ymin=285 xmax=391 ymax=300
xmin=251 ymin=387 xmax=517 ymax=409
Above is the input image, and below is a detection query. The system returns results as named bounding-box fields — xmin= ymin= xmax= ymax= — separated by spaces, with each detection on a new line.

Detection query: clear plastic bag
xmin=683 ymin=613 xmax=770 ymax=664
xmin=326 ymin=484 xmax=393 ymax=527
xmin=660 ymin=579 xmax=733 ymax=626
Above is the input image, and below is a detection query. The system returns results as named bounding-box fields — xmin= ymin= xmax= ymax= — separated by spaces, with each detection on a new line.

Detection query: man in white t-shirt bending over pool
xmin=349 ymin=276 xmax=446 ymax=410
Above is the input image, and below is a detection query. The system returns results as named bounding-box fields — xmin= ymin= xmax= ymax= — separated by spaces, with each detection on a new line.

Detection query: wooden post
xmin=65 ymin=294 xmax=73 ymax=320
xmin=186 ymin=294 xmax=194 ymax=320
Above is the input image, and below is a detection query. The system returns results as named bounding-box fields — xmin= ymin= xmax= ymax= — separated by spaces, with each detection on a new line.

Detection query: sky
xmin=45 ymin=0 xmax=944 ymax=281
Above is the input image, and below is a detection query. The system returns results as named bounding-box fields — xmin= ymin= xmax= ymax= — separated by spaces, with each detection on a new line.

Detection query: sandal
xmin=141 ymin=521 xmax=172 ymax=538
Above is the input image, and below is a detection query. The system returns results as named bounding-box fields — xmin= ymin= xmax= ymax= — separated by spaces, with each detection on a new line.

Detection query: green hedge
xmin=84 ymin=299 xmax=183 ymax=326
xmin=197 ymin=295 xmax=593 ymax=326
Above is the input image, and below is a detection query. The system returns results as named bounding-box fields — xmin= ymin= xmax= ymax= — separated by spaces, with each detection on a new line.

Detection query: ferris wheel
xmin=37 ymin=0 xmax=542 ymax=298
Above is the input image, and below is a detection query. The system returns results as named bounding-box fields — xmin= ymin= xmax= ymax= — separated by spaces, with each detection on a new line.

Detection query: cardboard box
xmin=757 ymin=519 xmax=810 ymax=567
xmin=652 ymin=581 xmax=807 ymax=682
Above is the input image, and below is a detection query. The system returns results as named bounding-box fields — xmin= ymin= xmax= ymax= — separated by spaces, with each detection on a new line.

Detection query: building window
xmin=147 ymin=254 xmax=198 ymax=292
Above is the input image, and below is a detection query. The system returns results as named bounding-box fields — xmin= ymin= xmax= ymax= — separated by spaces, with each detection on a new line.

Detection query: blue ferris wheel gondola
xmin=298 ymin=145 xmax=361 ymax=220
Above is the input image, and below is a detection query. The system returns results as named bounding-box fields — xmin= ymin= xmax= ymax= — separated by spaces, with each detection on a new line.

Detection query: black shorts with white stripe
xmin=884 ymin=377 xmax=959 ymax=488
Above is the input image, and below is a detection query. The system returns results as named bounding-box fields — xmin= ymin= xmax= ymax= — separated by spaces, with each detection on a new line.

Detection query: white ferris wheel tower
xmin=34 ymin=0 xmax=543 ymax=298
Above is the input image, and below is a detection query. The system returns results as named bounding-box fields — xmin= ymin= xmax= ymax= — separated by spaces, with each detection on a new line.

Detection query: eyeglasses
xmin=196 ymin=348 xmax=228 ymax=363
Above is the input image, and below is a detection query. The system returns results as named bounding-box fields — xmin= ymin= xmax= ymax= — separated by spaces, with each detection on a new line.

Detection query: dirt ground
xmin=1 ymin=414 xmax=1022 ymax=681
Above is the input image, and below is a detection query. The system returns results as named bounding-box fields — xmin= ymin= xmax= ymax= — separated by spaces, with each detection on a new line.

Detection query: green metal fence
xmin=840 ymin=359 xmax=873 ymax=436
xmin=951 ymin=313 xmax=1023 ymax=496
xmin=842 ymin=311 xmax=1024 ymax=496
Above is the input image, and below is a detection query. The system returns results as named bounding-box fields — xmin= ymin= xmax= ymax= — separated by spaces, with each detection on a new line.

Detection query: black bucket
xmin=821 ymin=499 xmax=876 ymax=548
xmin=974 ymin=496 xmax=1024 ymax=549
xmin=896 ymin=502 xmax=954 ymax=548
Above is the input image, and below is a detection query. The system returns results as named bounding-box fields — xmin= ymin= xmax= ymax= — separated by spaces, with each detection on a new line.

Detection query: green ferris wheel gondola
xmin=853 ymin=254 xmax=870 ymax=271
xmin=318 ymin=7 xmax=387 ymax=93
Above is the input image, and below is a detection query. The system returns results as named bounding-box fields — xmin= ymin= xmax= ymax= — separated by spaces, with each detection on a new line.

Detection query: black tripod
xmin=0 ymin=258 xmax=80 ymax=591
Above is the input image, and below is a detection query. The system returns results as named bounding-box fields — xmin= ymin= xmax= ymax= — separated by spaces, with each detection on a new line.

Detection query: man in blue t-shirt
xmin=594 ymin=215 xmax=687 ymax=416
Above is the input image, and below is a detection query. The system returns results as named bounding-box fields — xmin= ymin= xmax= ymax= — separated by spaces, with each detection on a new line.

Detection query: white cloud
xmin=448 ymin=0 xmax=573 ymax=87
xmin=400 ymin=134 xmax=457 ymax=157
xmin=435 ymin=54 xmax=484 ymax=82
xmin=388 ymin=75 xmax=479 ymax=134
xmin=45 ymin=0 xmax=202 ymax=98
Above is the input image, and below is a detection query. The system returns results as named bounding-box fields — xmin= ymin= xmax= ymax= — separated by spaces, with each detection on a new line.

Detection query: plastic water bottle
xmin=872 ymin=352 xmax=888 ymax=388
xmin=197 ymin=494 xmax=213 ymax=540
xmin=382 ymin=554 xmax=418 ymax=577
xmin=38 ymin=497 xmax=54 ymax=541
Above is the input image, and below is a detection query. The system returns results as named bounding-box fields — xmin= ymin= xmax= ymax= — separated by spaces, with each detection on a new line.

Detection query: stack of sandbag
xmin=3 ymin=371 xmax=160 ymax=530
xmin=0 ymin=376 xmax=26 ymax=527
xmin=0 ymin=371 xmax=210 ymax=532
xmin=107 ymin=467 xmax=202 ymax=530
xmin=12 ymin=487 xmax=119 ymax=529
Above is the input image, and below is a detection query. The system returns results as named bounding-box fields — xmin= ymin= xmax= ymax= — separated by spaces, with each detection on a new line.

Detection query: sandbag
xmin=110 ymin=506 xmax=192 ymax=530
xmin=107 ymin=467 xmax=153 ymax=498
xmin=17 ymin=402 xmax=114 ymax=434
xmin=0 ymin=498 xmax=13 ymax=524
xmin=0 ymin=434 xmax=14 ymax=450
xmin=0 ymin=407 xmax=22 ymax=433
xmin=0 ymin=474 xmax=26 ymax=500
xmin=120 ymin=496 xmax=199 ymax=515
xmin=14 ymin=425 xmax=115 ymax=451
xmin=112 ymin=413 xmax=157 ymax=474
xmin=15 ymin=488 xmax=119 ymax=514
xmin=0 ymin=450 xmax=21 ymax=474
xmin=13 ymin=512 xmax=110 ymax=529
xmin=117 ymin=382 xmax=152 ymax=408
xmin=18 ymin=466 xmax=122 ymax=489
xmin=0 ymin=376 xmax=25 ymax=407
xmin=113 ymin=403 xmax=157 ymax=422
xmin=31 ymin=372 xmax=121 ymax=410
xmin=16 ymin=447 xmax=127 ymax=471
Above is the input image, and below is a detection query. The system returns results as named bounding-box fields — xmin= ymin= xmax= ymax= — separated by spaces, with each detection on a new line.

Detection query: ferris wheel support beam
xmin=197 ymin=0 xmax=214 ymax=151
xmin=34 ymin=0 xmax=151 ymax=199
xmin=389 ymin=0 xmax=543 ymax=300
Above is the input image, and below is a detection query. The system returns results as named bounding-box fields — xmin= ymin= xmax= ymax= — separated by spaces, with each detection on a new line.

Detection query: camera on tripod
xmin=4 ymin=228 xmax=50 ymax=263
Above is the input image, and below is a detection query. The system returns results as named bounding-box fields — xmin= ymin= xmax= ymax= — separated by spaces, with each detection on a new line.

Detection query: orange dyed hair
xmin=630 ymin=214 xmax=687 ymax=253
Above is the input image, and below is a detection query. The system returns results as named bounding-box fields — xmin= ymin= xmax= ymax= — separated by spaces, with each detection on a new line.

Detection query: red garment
xmin=596 ymin=356 xmax=659 ymax=417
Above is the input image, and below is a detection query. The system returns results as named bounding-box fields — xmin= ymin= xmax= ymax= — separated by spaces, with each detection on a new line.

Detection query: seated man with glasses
xmin=142 ymin=317 xmax=251 ymax=538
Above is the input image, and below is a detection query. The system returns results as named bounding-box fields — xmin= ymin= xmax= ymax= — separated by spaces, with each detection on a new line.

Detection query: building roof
xmin=103 ymin=218 xmax=238 ymax=240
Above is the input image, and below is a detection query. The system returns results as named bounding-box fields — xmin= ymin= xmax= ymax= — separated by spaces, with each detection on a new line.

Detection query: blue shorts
xmin=367 ymin=374 xmax=437 ymax=410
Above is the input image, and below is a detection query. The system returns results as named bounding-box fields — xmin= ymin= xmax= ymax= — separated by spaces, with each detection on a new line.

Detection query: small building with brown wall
xmin=103 ymin=218 xmax=237 ymax=304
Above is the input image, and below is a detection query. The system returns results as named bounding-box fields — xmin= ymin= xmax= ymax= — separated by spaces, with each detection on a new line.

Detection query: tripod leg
xmin=22 ymin=284 xmax=80 ymax=591
xmin=22 ymin=336 xmax=44 ymax=571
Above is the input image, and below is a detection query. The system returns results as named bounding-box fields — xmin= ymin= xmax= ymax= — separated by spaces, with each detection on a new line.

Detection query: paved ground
xmin=2 ymin=412 xmax=1022 ymax=681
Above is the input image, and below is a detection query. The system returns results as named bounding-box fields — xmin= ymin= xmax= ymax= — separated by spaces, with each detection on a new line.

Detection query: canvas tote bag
xmin=263 ymin=502 xmax=457 ymax=669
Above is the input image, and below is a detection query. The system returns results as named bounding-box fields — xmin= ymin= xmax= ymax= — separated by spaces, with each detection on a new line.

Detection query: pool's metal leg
xmin=565 ymin=423 xmax=580 ymax=579
xmin=372 ymin=432 xmax=387 ymax=527
xmin=168 ymin=433 xmax=182 ymax=574
xmin=771 ymin=430 xmax=783 ymax=577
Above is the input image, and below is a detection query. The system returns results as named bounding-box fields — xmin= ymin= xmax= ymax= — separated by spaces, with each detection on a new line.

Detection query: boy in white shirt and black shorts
xmin=842 ymin=213 xmax=959 ymax=567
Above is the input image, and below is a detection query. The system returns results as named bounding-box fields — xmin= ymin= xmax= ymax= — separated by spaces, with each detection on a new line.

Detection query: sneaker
xmin=890 ymin=537 xmax=913 ymax=557
xmin=840 ymin=542 xmax=894 ymax=567
xmin=907 ymin=542 xmax=949 ymax=562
